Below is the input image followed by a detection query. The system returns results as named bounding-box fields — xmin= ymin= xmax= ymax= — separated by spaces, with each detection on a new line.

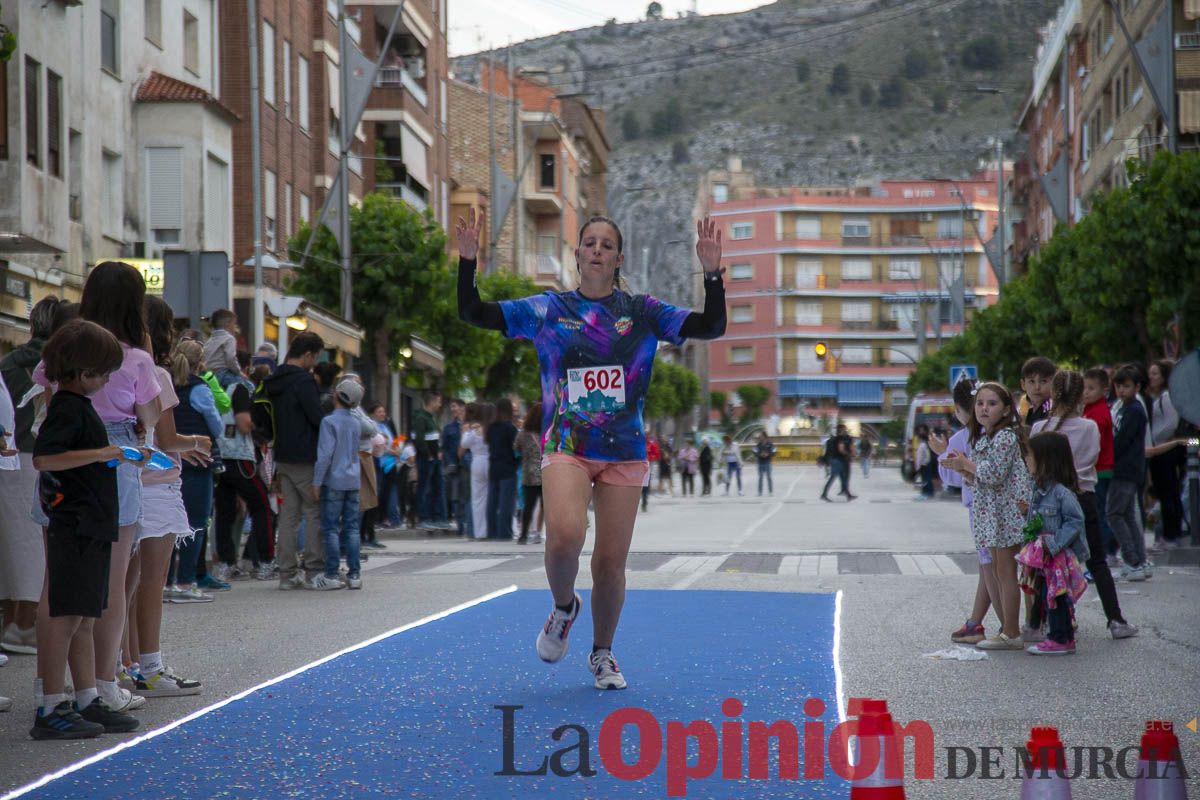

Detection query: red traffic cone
xmin=848 ymin=698 xmax=906 ymax=799
xmin=1020 ymin=726 xmax=1072 ymax=799
xmin=1134 ymin=721 xmax=1189 ymax=800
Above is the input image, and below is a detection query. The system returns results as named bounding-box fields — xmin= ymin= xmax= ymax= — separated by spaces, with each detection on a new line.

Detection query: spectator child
xmin=1019 ymin=432 xmax=1090 ymax=656
xmin=1107 ymin=365 xmax=1151 ymax=581
xmin=1020 ymin=356 xmax=1057 ymax=427
xmin=1082 ymin=368 xmax=1118 ymax=557
xmin=1145 ymin=359 xmax=1187 ymax=547
xmin=312 ymin=379 xmax=366 ymax=590
xmin=201 ymin=309 xmax=240 ymax=386
xmin=30 ymin=320 xmax=139 ymax=739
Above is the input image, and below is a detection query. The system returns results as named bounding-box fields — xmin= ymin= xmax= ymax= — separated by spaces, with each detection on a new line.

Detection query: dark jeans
xmin=214 ymin=460 xmax=274 ymax=566
xmin=520 ymin=484 xmax=542 ymax=541
xmin=417 ymin=457 xmax=446 ymax=523
xmin=1094 ymin=476 xmax=1118 ymax=554
xmin=1078 ymin=490 xmax=1125 ymax=624
xmin=701 ymin=466 xmax=712 ymax=495
xmin=173 ymin=463 xmax=214 ymax=585
xmin=321 ymin=487 xmax=360 ymax=578
xmin=822 ymin=458 xmax=850 ymax=497
xmin=757 ymin=461 xmax=773 ymax=494
xmin=920 ymin=460 xmax=936 ymax=497
xmin=1148 ymin=451 xmax=1185 ymax=541
xmin=488 ymin=475 xmax=516 ymax=539
xmin=1046 ymin=594 xmax=1074 ymax=644
xmin=445 ymin=464 xmax=464 ymax=527
xmin=681 ymin=472 xmax=695 ymax=495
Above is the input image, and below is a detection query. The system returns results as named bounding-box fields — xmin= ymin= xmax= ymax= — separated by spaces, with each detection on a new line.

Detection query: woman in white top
xmin=460 ymin=402 xmax=495 ymax=539
xmin=1145 ymin=359 xmax=1186 ymax=546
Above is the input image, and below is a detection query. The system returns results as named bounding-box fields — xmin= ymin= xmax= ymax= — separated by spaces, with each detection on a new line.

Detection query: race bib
xmin=424 ymin=432 xmax=440 ymax=441
xmin=566 ymin=365 xmax=626 ymax=413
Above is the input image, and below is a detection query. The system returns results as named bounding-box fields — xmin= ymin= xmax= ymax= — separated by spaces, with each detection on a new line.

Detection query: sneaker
xmin=1020 ymin=626 xmax=1046 ymax=644
xmin=134 ymin=667 xmax=202 ymax=697
xmin=0 ymin=695 xmax=10 ymax=712
xmin=589 ymin=648 xmax=627 ymax=690
xmin=306 ymin=574 xmax=344 ymax=591
xmin=197 ymin=575 xmax=231 ymax=592
xmin=170 ymin=586 xmax=215 ymax=604
xmin=29 ymin=701 xmax=104 ymax=740
xmin=78 ymin=697 xmax=140 ymax=733
xmin=977 ymin=633 xmax=1024 ymax=650
xmin=364 ymin=541 xmax=387 ymax=550
xmin=346 ymin=575 xmax=363 ymax=590
xmin=1108 ymin=620 xmax=1139 ymax=640
xmin=1126 ymin=565 xmax=1150 ymax=582
xmin=950 ymin=621 xmax=986 ymax=645
xmin=210 ymin=563 xmax=232 ymax=582
xmin=162 ymin=584 xmax=184 ymax=602
xmin=254 ymin=564 xmax=277 ymax=581
xmin=531 ymin=534 xmax=544 ymax=545
xmin=99 ymin=681 xmax=146 ymax=712
xmin=1 ymin=622 xmax=37 ymax=655
xmin=278 ymin=573 xmax=306 ymax=591
xmin=227 ymin=564 xmax=253 ymax=581
xmin=117 ymin=667 xmax=136 ymax=691
xmin=536 ymin=592 xmax=582 ymax=663
xmin=1026 ymin=639 xmax=1075 ymax=656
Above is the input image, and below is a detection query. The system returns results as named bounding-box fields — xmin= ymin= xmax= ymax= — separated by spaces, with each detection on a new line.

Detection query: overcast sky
xmin=448 ymin=0 xmax=770 ymax=56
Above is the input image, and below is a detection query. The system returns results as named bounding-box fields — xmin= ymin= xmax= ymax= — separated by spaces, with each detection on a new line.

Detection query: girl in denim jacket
xmin=1020 ymin=432 xmax=1089 ymax=655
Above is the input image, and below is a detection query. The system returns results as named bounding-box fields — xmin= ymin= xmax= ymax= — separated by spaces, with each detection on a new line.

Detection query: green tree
xmin=858 ymin=82 xmax=875 ymax=106
xmin=645 ymin=360 xmax=680 ymax=421
xmin=961 ymin=34 xmax=1005 ymax=70
xmin=665 ymin=96 xmax=684 ymax=134
xmin=646 ymin=2 xmax=663 ymax=20
xmin=735 ymin=384 xmax=770 ymax=424
xmin=877 ymin=76 xmax=907 ymax=108
xmin=0 ymin=6 xmax=15 ymax=62
xmin=621 ymin=110 xmax=641 ymax=141
xmin=795 ymin=59 xmax=811 ymax=83
xmin=828 ymin=63 xmax=851 ymax=95
xmin=476 ymin=271 xmax=543 ymax=403
xmin=902 ymin=50 xmax=931 ymax=79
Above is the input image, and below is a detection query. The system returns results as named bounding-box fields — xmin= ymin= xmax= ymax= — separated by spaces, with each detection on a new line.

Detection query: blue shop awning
xmin=837 ymin=381 xmax=884 ymax=406
xmin=779 ymin=379 xmax=838 ymax=398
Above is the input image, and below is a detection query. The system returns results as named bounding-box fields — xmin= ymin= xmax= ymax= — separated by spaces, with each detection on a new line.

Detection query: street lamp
xmin=243 ymin=253 xmax=298 ymax=350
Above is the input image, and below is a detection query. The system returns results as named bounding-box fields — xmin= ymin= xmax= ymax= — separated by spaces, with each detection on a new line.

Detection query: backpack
xmin=251 ymin=381 xmax=276 ymax=447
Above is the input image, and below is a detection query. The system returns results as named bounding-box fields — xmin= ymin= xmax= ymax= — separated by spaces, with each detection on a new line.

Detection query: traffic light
xmin=814 ymin=341 xmax=828 ymax=360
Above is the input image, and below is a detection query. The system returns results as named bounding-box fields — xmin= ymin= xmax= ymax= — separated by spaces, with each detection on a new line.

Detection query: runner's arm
xmin=678 ymin=273 xmax=726 ymax=339
xmin=457 ymin=257 xmax=506 ymax=332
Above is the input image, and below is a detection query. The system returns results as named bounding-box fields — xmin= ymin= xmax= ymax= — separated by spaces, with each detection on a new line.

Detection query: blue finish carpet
xmin=13 ymin=589 xmax=845 ymax=799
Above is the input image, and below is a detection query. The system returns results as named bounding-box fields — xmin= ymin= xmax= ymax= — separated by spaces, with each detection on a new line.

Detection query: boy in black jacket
xmin=1106 ymin=364 xmax=1150 ymax=580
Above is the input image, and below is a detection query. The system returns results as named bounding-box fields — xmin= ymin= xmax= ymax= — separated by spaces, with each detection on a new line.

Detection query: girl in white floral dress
xmin=942 ymin=382 xmax=1032 ymax=650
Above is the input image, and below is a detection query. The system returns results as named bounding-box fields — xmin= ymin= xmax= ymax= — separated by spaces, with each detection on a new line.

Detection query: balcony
xmin=840 ymin=320 xmax=874 ymax=331
xmin=1180 ymin=32 xmax=1200 ymax=49
xmin=524 ymin=254 xmax=564 ymax=283
xmin=375 ymin=67 xmax=427 ymax=107
xmin=378 ymin=182 xmax=427 ymax=212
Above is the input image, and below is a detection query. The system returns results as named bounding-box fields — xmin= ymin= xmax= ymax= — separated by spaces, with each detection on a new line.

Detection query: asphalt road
xmin=2 ymin=463 xmax=1197 ymax=798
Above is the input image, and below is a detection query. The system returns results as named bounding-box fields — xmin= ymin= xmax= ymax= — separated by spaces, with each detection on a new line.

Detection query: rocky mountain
xmin=453 ymin=0 xmax=1060 ymax=306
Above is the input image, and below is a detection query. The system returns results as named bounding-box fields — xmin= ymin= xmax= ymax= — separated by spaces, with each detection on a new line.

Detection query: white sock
xmin=75 ymin=687 xmax=99 ymax=707
xmin=41 ymin=692 xmax=66 ymax=714
xmin=97 ymin=678 xmax=117 ymax=698
xmin=140 ymin=651 xmax=163 ymax=675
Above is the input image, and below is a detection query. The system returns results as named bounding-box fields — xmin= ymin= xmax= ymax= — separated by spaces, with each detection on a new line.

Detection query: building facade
xmin=0 ymin=0 xmax=232 ymax=345
xmin=703 ymin=168 xmax=1000 ymax=428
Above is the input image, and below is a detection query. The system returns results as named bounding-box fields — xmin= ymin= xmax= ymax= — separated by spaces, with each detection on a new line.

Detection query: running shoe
xmin=78 ymin=697 xmax=140 ymax=733
xmin=1108 ymin=620 xmax=1139 ymax=640
xmin=536 ymin=592 xmax=582 ymax=663
xmin=1020 ymin=626 xmax=1046 ymax=644
xmin=346 ymin=575 xmax=363 ymax=590
xmin=1125 ymin=565 xmax=1150 ymax=582
xmin=1026 ymin=639 xmax=1075 ymax=656
xmin=99 ymin=681 xmax=146 ymax=712
xmin=306 ymin=574 xmax=344 ymax=591
xmin=589 ymin=648 xmax=627 ymax=690
xmin=29 ymin=701 xmax=104 ymax=740
xmin=1 ymin=623 xmax=37 ymax=655
xmin=134 ymin=667 xmax=202 ymax=697
xmin=117 ymin=667 xmax=137 ymax=691
xmin=197 ymin=574 xmax=231 ymax=592
xmin=950 ymin=621 xmax=986 ymax=644
xmin=278 ymin=573 xmax=306 ymax=591
xmin=170 ymin=586 xmax=215 ymax=604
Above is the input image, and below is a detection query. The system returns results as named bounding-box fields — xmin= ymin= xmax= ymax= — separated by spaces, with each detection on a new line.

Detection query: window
xmin=840 ymin=301 xmax=872 ymax=323
xmin=841 ymin=347 xmax=873 ymax=364
xmin=730 ymin=304 xmax=754 ymax=323
xmin=711 ymin=183 xmax=728 ymax=203
xmin=937 ymin=213 xmax=963 ymax=239
xmin=795 ymin=258 xmax=821 ymax=288
xmin=840 ymin=258 xmax=872 ymax=281
xmin=264 ymin=168 xmax=277 ymax=250
xmin=25 ymin=57 xmax=39 ymax=168
xmin=68 ymin=130 xmax=82 ymax=218
xmin=204 ymin=154 xmax=228 ymax=253
xmin=730 ymin=221 xmax=753 ymax=240
xmin=889 ymin=304 xmax=918 ymax=329
xmin=887 ymin=344 xmax=919 ymax=364
xmin=184 ymin=11 xmax=200 ymax=76
xmin=730 ymin=263 xmax=753 ymax=280
xmin=101 ymin=0 xmax=120 ymax=75
xmin=889 ymin=257 xmax=919 ymax=281
xmin=284 ymin=183 xmax=293 ymax=237
xmin=1081 ymin=118 xmax=1092 ymax=164
xmin=147 ymin=147 xmax=183 ymax=245
xmin=841 ymin=216 xmax=870 ymax=238
xmin=145 ymin=0 xmax=162 ymax=45
xmin=299 ymin=192 xmax=310 ymax=224
xmin=262 ymin=22 xmax=276 ymax=106
xmin=102 ymin=150 xmax=122 ymax=239
xmin=729 ymin=346 xmax=754 ymax=365
xmin=795 ymin=216 xmax=820 ymax=239
xmin=297 ymin=56 xmax=310 ymax=131
xmin=47 ymin=71 xmax=61 ymax=177
xmin=794 ymin=301 xmax=822 ymax=325
xmin=281 ymin=41 xmax=292 ymax=117
xmin=0 ymin=61 xmax=7 ymax=159
xmin=539 ymin=153 xmax=555 ymax=189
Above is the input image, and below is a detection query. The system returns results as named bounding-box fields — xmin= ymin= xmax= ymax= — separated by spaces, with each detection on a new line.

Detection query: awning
xmin=0 ymin=311 xmax=31 ymax=348
xmin=1180 ymin=91 xmax=1200 ymax=134
xmin=400 ymin=123 xmax=429 ymax=188
xmin=1187 ymin=0 xmax=1200 ymax=20
xmin=837 ymin=381 xmax=884 ymax=406
xmin=779 ymin=379 xmax=837 ymax=398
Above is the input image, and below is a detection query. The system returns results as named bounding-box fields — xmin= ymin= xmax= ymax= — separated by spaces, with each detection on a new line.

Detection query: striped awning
xmin=779 ymin=379 xmax=838 ymax=398
xmin=837 ymin=381 xmax=884 ymax=406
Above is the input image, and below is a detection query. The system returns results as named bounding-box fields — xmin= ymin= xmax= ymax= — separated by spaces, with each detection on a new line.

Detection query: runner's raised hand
xmin=696 ymin=217 xmax=723 ymax=274
xmin=456 ymin=207 xmax=481 ymax=262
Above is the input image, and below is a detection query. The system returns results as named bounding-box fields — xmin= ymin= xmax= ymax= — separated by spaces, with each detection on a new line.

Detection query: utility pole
xmin=337 ymin=0 xmax=353 ymax=354
xmin=995 ymin=138 xmax=1006 ymax=290
xmin=510 ymin=43 xmax=522 ymax=276
xmin=487 ymin=54 xmax=496 ymax=267
xmin=249 ymin=0 xmax=264 ymax=349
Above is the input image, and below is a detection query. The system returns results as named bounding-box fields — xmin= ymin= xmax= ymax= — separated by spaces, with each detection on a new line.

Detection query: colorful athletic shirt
xmin=500 ymin=290 xmax=690 ymax=462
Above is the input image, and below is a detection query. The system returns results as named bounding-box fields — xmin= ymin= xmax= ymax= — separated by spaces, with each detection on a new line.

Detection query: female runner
xmin=457 ymin=209 xmax=726 ymax=689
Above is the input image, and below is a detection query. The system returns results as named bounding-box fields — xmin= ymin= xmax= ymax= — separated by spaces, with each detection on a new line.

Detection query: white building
xmin=0 ymin=0 xmax=232 ymax=344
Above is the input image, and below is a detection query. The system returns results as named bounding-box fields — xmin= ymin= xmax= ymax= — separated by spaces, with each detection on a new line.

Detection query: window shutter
xmin=147 ymin=147 xmax=183 ymax=229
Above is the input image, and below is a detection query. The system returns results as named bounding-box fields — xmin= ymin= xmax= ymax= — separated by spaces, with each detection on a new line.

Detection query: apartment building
xmin=703 ymin=166 xmax=1000 ymax=427
xmin=1013 ymin=0 xmax=1200 ymax=270
xmin=0 ymin=0 xmax=232 ymax=345
xmin=448 ymin=61 xmax=608 ymax=290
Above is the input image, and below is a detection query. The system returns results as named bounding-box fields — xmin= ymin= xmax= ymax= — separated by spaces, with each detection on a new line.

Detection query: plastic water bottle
xmin=107 ymin=446 xmax=175 ymax=471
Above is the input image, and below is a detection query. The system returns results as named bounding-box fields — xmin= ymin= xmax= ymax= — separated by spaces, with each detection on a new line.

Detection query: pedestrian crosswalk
xmin=368 ymin=550 xmax=980 ymax=577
